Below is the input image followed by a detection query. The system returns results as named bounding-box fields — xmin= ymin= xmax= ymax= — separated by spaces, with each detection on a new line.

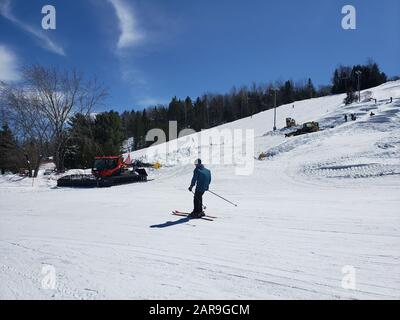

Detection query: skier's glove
xmin=188 ymin=186 xmax=193 ymax=192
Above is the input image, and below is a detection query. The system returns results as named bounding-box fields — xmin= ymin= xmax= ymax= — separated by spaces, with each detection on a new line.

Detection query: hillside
xmin=1 ymin=81 xmax=399 ymax=299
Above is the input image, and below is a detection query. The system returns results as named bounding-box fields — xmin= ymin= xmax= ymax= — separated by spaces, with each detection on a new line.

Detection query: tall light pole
xmin=355 ymin=70 xmax=362 ymax=102
xmin=272 ymin=88 xmax=278 ymax=131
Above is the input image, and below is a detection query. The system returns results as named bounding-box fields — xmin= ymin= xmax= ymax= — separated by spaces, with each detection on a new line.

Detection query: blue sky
xmin=0 ymin=0 xmax=399 ymax=112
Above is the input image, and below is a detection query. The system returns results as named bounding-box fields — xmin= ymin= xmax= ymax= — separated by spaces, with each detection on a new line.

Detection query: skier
xmin=188 ymin=159 xmax=211 ymax=218
xmin=344 ymin=114 xmax=348 ymax=122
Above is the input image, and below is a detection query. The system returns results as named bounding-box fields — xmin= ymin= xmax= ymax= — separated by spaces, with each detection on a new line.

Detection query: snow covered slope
xmin=1 ymin=81 xmax=399 ymax=299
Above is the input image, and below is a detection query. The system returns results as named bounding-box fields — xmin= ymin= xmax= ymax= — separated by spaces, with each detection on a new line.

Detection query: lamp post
xmin=272 ymin=88 xmax=278 ymax=131
xmin=355 ymin=70 xmax=362 ymax=102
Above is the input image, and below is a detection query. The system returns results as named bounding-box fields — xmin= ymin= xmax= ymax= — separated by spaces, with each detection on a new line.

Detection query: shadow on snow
xmin=150 ymin=217 xmax=191 ymax=228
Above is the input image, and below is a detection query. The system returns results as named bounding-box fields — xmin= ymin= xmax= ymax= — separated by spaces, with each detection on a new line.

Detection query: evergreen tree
xmin=0 ymin=124 xmax=18 ymax=174
xmin=282 ymin=80 xmax=294 ymax=104
xmin=168 ymin=97 xmax=181 ymax=122
xmin=332 ymin=69 xmax=341 ymax=94
xmin=94 ymin=111 xmax=125 ymax=156
xmin=193 ymin=98 xmax=207 ymax=131
xmin=184 ymin=96 xmax=193 ymax=128
xmin=307 ymin=78 xmax=316 ymax=98
xmin=344 ymin=90 xmax=358 ymax=105
xmin=64 ymin=114 xmax=98 ymax=169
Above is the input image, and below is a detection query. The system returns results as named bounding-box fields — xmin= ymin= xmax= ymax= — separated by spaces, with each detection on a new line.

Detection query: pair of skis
xmin=172 ymin=210 xmax=217 ymax=221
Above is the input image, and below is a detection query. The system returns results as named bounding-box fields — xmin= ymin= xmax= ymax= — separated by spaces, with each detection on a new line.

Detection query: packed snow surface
xmin=1 ymin=81 xmax=399 ymax=299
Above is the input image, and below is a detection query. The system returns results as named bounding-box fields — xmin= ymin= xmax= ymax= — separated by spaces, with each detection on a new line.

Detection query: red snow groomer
xmin=57 ymin=156 xmax=148 ymax=188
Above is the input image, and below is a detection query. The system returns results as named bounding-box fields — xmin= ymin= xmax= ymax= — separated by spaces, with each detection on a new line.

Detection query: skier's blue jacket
xmin=190 ymin=164 xmax=211 ymax=193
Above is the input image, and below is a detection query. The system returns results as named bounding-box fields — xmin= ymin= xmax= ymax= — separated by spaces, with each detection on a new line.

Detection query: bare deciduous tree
xmin=23 ymin=65 xmax=107 ymax=172
xmin=1 ymin=65 xmax=107 ymax=175
xmin=1 ymin=82 xmax=51 ymax=176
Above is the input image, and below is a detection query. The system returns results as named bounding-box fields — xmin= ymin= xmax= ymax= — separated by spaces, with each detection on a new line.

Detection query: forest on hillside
xmin=0 ymin=60 xmax=393 ymax=174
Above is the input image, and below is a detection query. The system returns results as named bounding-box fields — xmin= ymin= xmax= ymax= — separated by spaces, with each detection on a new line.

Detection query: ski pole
xmin=207 ymin=190 xmax=238 ymax=207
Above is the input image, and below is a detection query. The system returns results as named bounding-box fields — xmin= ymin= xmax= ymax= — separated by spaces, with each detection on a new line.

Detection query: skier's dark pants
xmin=193 ymin=191 xmax=204 ymax=213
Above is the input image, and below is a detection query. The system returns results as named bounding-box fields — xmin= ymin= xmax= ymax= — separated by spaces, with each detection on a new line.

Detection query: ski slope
xmin=1 ymin=81 xmax=399 ymax=299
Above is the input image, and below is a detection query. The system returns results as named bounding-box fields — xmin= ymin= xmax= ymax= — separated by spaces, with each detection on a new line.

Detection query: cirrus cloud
xmin=107 ymin=0 xmax=144 ymax=49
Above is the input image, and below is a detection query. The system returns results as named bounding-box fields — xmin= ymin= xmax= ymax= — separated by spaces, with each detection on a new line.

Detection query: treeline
xmin=119 ymin=61 xmax=388 ymax=149
xmin=0 ymin=60 xmax=391 ymax=174
xmin=120 ymin=78 xmax=320 ymax=149
xmin=332 ymin=60 xmax=387 ymax=94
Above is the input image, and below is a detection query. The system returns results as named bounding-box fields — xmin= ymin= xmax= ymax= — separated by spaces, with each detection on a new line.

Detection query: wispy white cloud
xmin=107 ymin=0 xmax=144 ymax=49
xmin=136 ymin=97 xmax=167 ymax=107
xmin=0 ymin=44 xmax=20 ymax=81
xmin=121 ymin=67 xmax=148 ymax=87
xmin=105 ymin=1 xmax=166 ymax=107
xmin=0 ymin=0 xmax=65 ymax=56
